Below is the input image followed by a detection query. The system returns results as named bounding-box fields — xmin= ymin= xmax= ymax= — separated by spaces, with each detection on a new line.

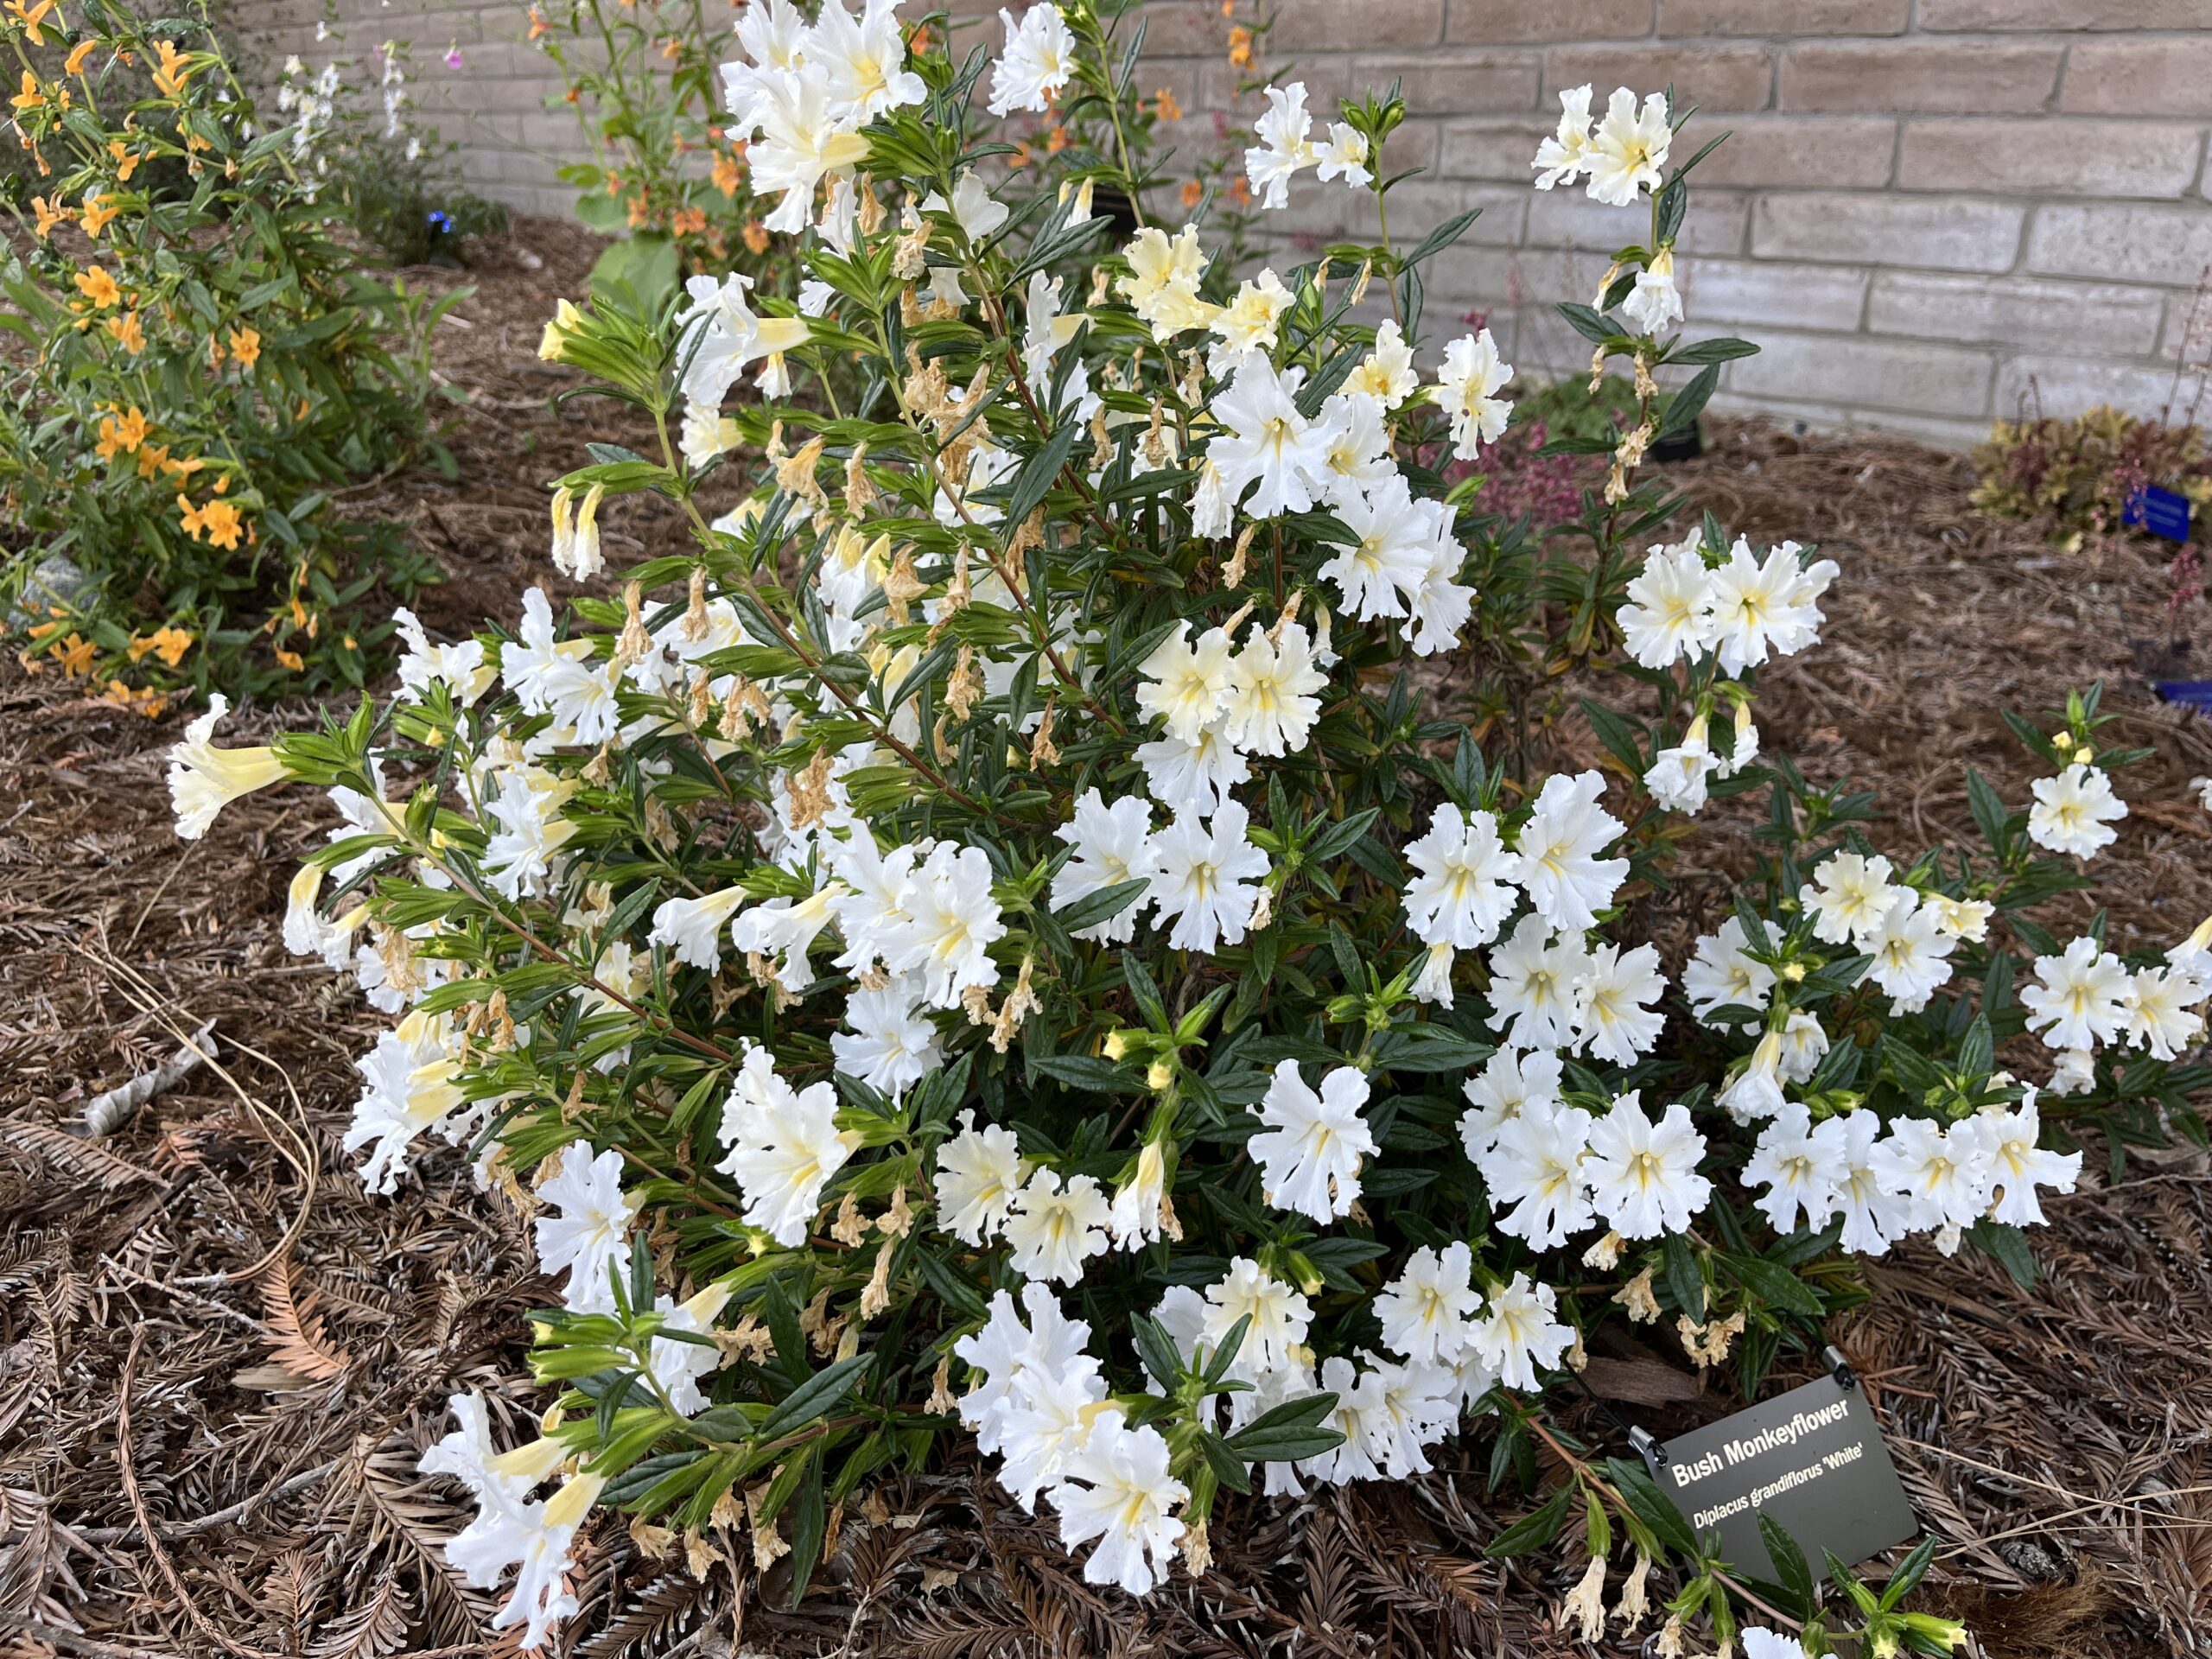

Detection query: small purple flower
xmin=444 ymin=41 xmax=463 ymax=68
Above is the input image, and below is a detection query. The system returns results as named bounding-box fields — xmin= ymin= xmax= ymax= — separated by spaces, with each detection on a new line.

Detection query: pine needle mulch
xmin=3 ymin=227 xmax=2211 ymax=1658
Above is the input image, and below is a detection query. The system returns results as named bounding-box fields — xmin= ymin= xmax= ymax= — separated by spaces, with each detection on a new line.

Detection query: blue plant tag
xmin=2125 ymin=485 xmax=2192 ymax=542
xmin=2154 ymin=680 xmax=2212 ymax=714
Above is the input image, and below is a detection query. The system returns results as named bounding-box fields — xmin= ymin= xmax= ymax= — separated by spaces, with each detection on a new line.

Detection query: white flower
xmin=1480 ymin=1098 xmax=1596 ymax=1248
xmin=2026 ymin=763 xmax=2126 ymax=859
xmin=535 ymin=1147 xmax=638 ymax=1313
xmin=1573 ymin=943 xmax=1667 ymax=1065
xmin=1471 ymin=1272 xmax=1573 ymax=1390
xmin=1871 ymin=1117 xmax=1992 ymax=1236
xmin=957 ymin=1282 xmax=1097 ymax=1454
xmin=1316 ymin=391 xmax=1396 ymax=510
xmin=1925 ymin=893 xmax=1994 ymax=943
xmin=675 ymin=270 xmax=811 ymax=405
xmin=745 ymin=64 xmax=872 ymax=233
xmin=1618 ymin=535 xmax=1716 ymax=672
xmin=1135 ymin=621 xmax=1236 ymax=743
xmin=1201 ymin=1257 xmax=1312 ymax=1374
xmin=1866 ymin=892 xmax=1956 ymax=1013
xmin=1135 ymin=721 xmax=1249 ymax=821
xmin=715 ymin=1045 xmax=854 ymax=1245
xmin=1584 ymin=87 xmax=1671 ymax=206
xmin=168 ymin=694 xmax=287 ymax=840
xmin=344 ymin=1010 xmax=466 ymax=1194
xmin=921 ymin=167 xmax=1011 ymax=242
xmin=1515 ymin=771 xmax=1628 ymax=931
xmin=2121 ymin=963 xmax=2209 ymax=1059
xmin=987 ymin=2 xmax=1074 ymax=116
xmin=1742 ymin=1632 xmax=1810 ymax=1659
xmin=2022 ymin=935 xmax=2132 ymax=1052
xmin=1779 ymin=1008 xmax=1829 ymax=1084
xmin=1742 ymin=1104 xmax=1843 ymax=1234
xmin=810 ymin=0 xmax=925 ymax=122
xmin=1051 ymin=789 xmax=1159 ymax=943
xmin=1531 ymin=84 xmax=1593 ymax=190
xmin=1208 ymin=268 xmax=1296 ymax=373
xmin=1316 ymin=121 xmax=1371 ymax=187
xmin=450 ymin=1470 xmax=603 ymax=1650
xmin=1585 ymin=1093 xmax=1711 ymax=1240
xmin=393 ymin=607 xmax=493 ymax=705
xmin=1623 ymin=246 xmax=1682 ymax=334
xmin=1487 ymin=914 xmax=1592 ymax=1051
xmin=1117 ymin=224 xmax=1217 ymax=341
xmin=1432 ymin=329 xmax=1514 ymax=460
xmin=483 ymin=769 xmax=580 ymax=901
xmin=1717 ymin=1028 xmax=1789 ymax=1124
xmin=1965 ymin=1096 xmax=2081 ymax=1227
xmin=1406 ymin=539 xmax=1477 ymax=658
xmin=1684 ymin=917 xmax=1776 ymax=1022
xmin=1827 ymin=1110 xmax=1909 ymax=1255
xmin=1344 ymin=318 xmax=1419 ymax=409
xmin=1210 ymin=356 xmax=1334 ymax=520
xmin=649 ymin=1283 xmax=733 ymax=1414
xmin=1251 ymin=1060 xmax=1376 ymax=1222
xmin=996 ymin=1362 xmax=1107 ymax=1511
xmin=1046 ymin=1408 xmax=1187 ymax=1596
xmin=1711 ymin=537 xmax=1837 ymax=676
xmin=731 ymin=882 xmax=843 ymax=994
xmin=1375 ymin=1242 xmax=1482 ymax=1365
xmin=933 ymin=1110 xmax=1027 ymax=1245
xmin=1403 ymin=804 xmax=1523 ymax=950
xmin=883 ymin=842 xmax=1005 ymax=1007
xmin=1411 ymin=939 xmax=1459 ymax=1007
xmin=1004 ymin=1168 xmax=1113 ymax=1284
xmin=1321 ymin=474 xmax=1444 ymax=622
xmin=1644 ymin=715 xmax=1716 ymax=814
xmin=1244 ymin=80 xmax=1319 ymax=210
xmin=826 ymin=826 xmax=919 ymax=978
xmin=1802 ymin=851 xmax=1899 ymax=948
xmin=833 ymin=982 xmax=942 ymax=1097
xmin=1458 ymin=1046 xmax=1565 ymax=1160
xmin=1221 ymin=620 xmax=1329 ymax=758
xmin=1109 ymin=1140 xmax=1169 ymax=1248
xmin=1303 ymin=1355 xmax=1386 ymax=1484
xmin=1366 ymin=1359 xmax=1459 ymax=1478
xmin=1148 ymin=800 xmax=1269 ymax=952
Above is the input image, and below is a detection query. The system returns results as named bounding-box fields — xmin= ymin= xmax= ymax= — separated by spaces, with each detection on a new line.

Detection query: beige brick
xmin=1109 ymin=1 xmax=1222 ymax=59
xmin=1658 ymin=0 xmax=1906 ymax=35
xmin=1899 ymin=120 xmax=2203 ymax=200
xmin=1753 ymin=193 xmax=2022 ymax=272
xmin=1994 ymin=354 xmax=2193 ymax=423
xmin=1780 ymin=42 xmax=2057 ymax=114
xmin=1438 ymin=120 xmax=1559 ymax=182
xmin=1529 ymin=186 xmax=1751 ymax=255
xmin=1273 ymin=0 xmax=1446 ymax=52
xmin=2063 ymin=41 xmax=2212 ymax=118
xmin=1678 ymin=116 xmax=1894 ymax=188
xmin=1678 ymin=257 xmax=1869 ymax=329
xmin=1542 ymin=45 xmax=1773 ymax=111
xmin=1446 ymin=0 xmax=1655 ymax=43
xmin=2027 ymin=203 xmax=2212 ymax=287
xmin=1379 ymin=180 xmax=1532 ymax=245
xmin=1725 ymin=330 xmax=1994 ymax=416
xmin=1214 ymin=54 xmax=1539 ymax=118
xmin=1919 ymin=0 xmax=2212 ymax=26
xmin=1868 ymin=272 xmax=2166 ymax=355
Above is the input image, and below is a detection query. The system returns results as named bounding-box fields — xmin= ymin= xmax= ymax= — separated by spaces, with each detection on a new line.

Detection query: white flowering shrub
xmin=168 ymin=8 xmax=2210 ymax=1655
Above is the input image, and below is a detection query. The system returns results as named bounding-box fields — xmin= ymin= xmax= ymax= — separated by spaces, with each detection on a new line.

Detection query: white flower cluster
xmin=1243 ymin=80 xmax=1370 ymax=210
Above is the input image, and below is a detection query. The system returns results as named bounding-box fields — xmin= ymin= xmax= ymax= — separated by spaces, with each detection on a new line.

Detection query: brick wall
xmin=223 ymin=0 xmax=2212 ymax=444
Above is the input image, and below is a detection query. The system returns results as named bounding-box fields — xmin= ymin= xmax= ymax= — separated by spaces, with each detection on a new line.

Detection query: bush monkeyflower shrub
xmin=1 ymin=0 xmax=456 ymax=702
xmin=169 ymin=9 xmax=2209 ymax=1654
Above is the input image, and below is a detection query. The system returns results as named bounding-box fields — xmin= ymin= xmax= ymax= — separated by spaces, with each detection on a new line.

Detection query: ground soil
xmin=3 ymin=219 xmax=2209 ymax=1659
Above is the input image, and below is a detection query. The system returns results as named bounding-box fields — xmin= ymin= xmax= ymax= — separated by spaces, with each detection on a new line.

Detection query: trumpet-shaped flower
xmin=715 ymin=1044 xmax=854 ymax=1245
xmin=1003 ymin=1168 xmax=1113 ymax=1283
xmin=1481 ymin=1099 xmax=1596 ymax=1248
xmin=1470 ymin=1272 xmax=1573 ymax=1390
xmin=535 ymin=1146 xmax=638 ymax=1313
xmin=2022 ymin=935 xmax=2131 ymax=1052
xmin=1584 ymin=87 xmax=1671 ymax=206
xmin=1147 ymin=800 xmax=1270 ymax=952
xmin=934 ymin=1109 xmax=1027 ymax=1245
xmin=2026 ymin=763 xmax=2126 ymax=860
xmin=987 ymin=2 xmax=1074 ymax=116
xmin=1583 ymin=1092 xmax=1711 ymax=1240
xmin=1209 ymin=357 xmax=1336 ymax=519
xmin=1046 ymin=1408 xmax=1187 ymax=1596
xmin=168 ymin=694 xmax=287 ymax=840
xmin=1250 ymin=1059 xmax=1376 ymax=1221
xmin=1515 ymin=771 xmax=1628 ymax=931
xmin=1051 ymin=789 xmax=1160 ymax=943
xmin=1458 ymin=1046 xmax=1565 ymax=1160
xmin=1243 ymin=80 xmax=1318 ymax=209
xmin=1432 ymin=329 xmax=1514 ymax=460
xmin=1220 ymin=620 xmax=1328 ymax=758
xmin=1403 ymin=804 xmax=1523 ymax=950
xmin=1531 ymin=83 xmax=1594 ymax=190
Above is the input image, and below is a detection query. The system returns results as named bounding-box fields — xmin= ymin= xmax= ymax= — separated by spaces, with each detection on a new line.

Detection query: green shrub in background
xmin=0 ymin=0 xmax=465 ymax=705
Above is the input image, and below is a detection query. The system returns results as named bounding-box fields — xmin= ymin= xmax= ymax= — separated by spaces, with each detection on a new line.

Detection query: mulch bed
xmin=2 ymin=220 xmax=2209 ymax=1659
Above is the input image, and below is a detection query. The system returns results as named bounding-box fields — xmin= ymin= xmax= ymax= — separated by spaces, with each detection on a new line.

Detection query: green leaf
xmin=1758 ymin=1511 xmax=1815 ymax=1611
xmin=1659 ymin=362 xmax=1719 ymax=435
xmin=1484 ymin=1482 xmax=1575 ymax=1559
xmin=1001 ymin=414 xmax=1084 ymax=531
xmin=1052 ymin=876 xmax=1151 ymax=935
xmin=1029 ymin=1053 xmax=1144 ymax=1093
xmin=755 ymin=1351 xmax=873 ymax=1445
xmin=1967 ymin=1217 xmax=2037 ymax=1290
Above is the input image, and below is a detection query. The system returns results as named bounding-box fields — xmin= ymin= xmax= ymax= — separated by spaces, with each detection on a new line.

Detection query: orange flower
xmin=106 ymin=308 xmax=145 ymax=353
xmin=1151 ymin=87 xmax=1183 ymax=123
xmin=1008 ymin=140 xmax=1032 ymax=170
xmin=5 ymin=0 xmax=54 ymax=43
xmin=275 ymin=647 xmax=305 ymax=672
xmin=671 ymin=206 xmax=705 ymax=236
xmin=80 ymin=191 xmax=118 ymax=237
xmin=30 ymin=194 xmax=72 ymax=237
xmin=1227 ymin=24 xmax=1253 ymax=67
xmin=135 ymin=442 xmax=171 ymax=479
xmin=528 ymin=4 xmax=549 ymax=38
xmin=162 ymin=452 xmax=204 ymax=480
xmin=151 ymin=39 xmax=190 ymax=96
xmin=75 ymin=266 xmax=120 ymax=308
xmin=95 ymin=404 xmax=149 ymax=460
xmin=1045 ymin=124 xmax=1069 ymax=155
xmin=11 ymin=69 xmax=46 ymax=111
xmin=711 ymin=149 xmax=742 ymax=196
xmin=1228 ymin=175 xmax=1250 ymax=207
xmin=109 ymin=138 xmax=140 ymax=180
xmin=64 ymin=38 xmax=94 ymax=73
xmin=54 ymin=632 xmax=95 ymax=677
xmin=741 ymin=218 xmax=770 ymax=254
xmin=152 ymin=626 xmax=193 ymax=666
xmin=178 ymin=493 xmax=245 ymax=550
xmin=227 ymin=325 xmax=260 ymax=367
xmin=207 ymin=332 xmax=225 ymax=368
xmin=1180 ymin=178 xmax=1205 ymax=210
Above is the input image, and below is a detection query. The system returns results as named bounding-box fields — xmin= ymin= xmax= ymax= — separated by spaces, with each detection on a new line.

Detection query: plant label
xmin=1638 ymin=1364 xmax=1918 ymax=1584
xmin=2124 ymin=485 xmax=2192 ymax=542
